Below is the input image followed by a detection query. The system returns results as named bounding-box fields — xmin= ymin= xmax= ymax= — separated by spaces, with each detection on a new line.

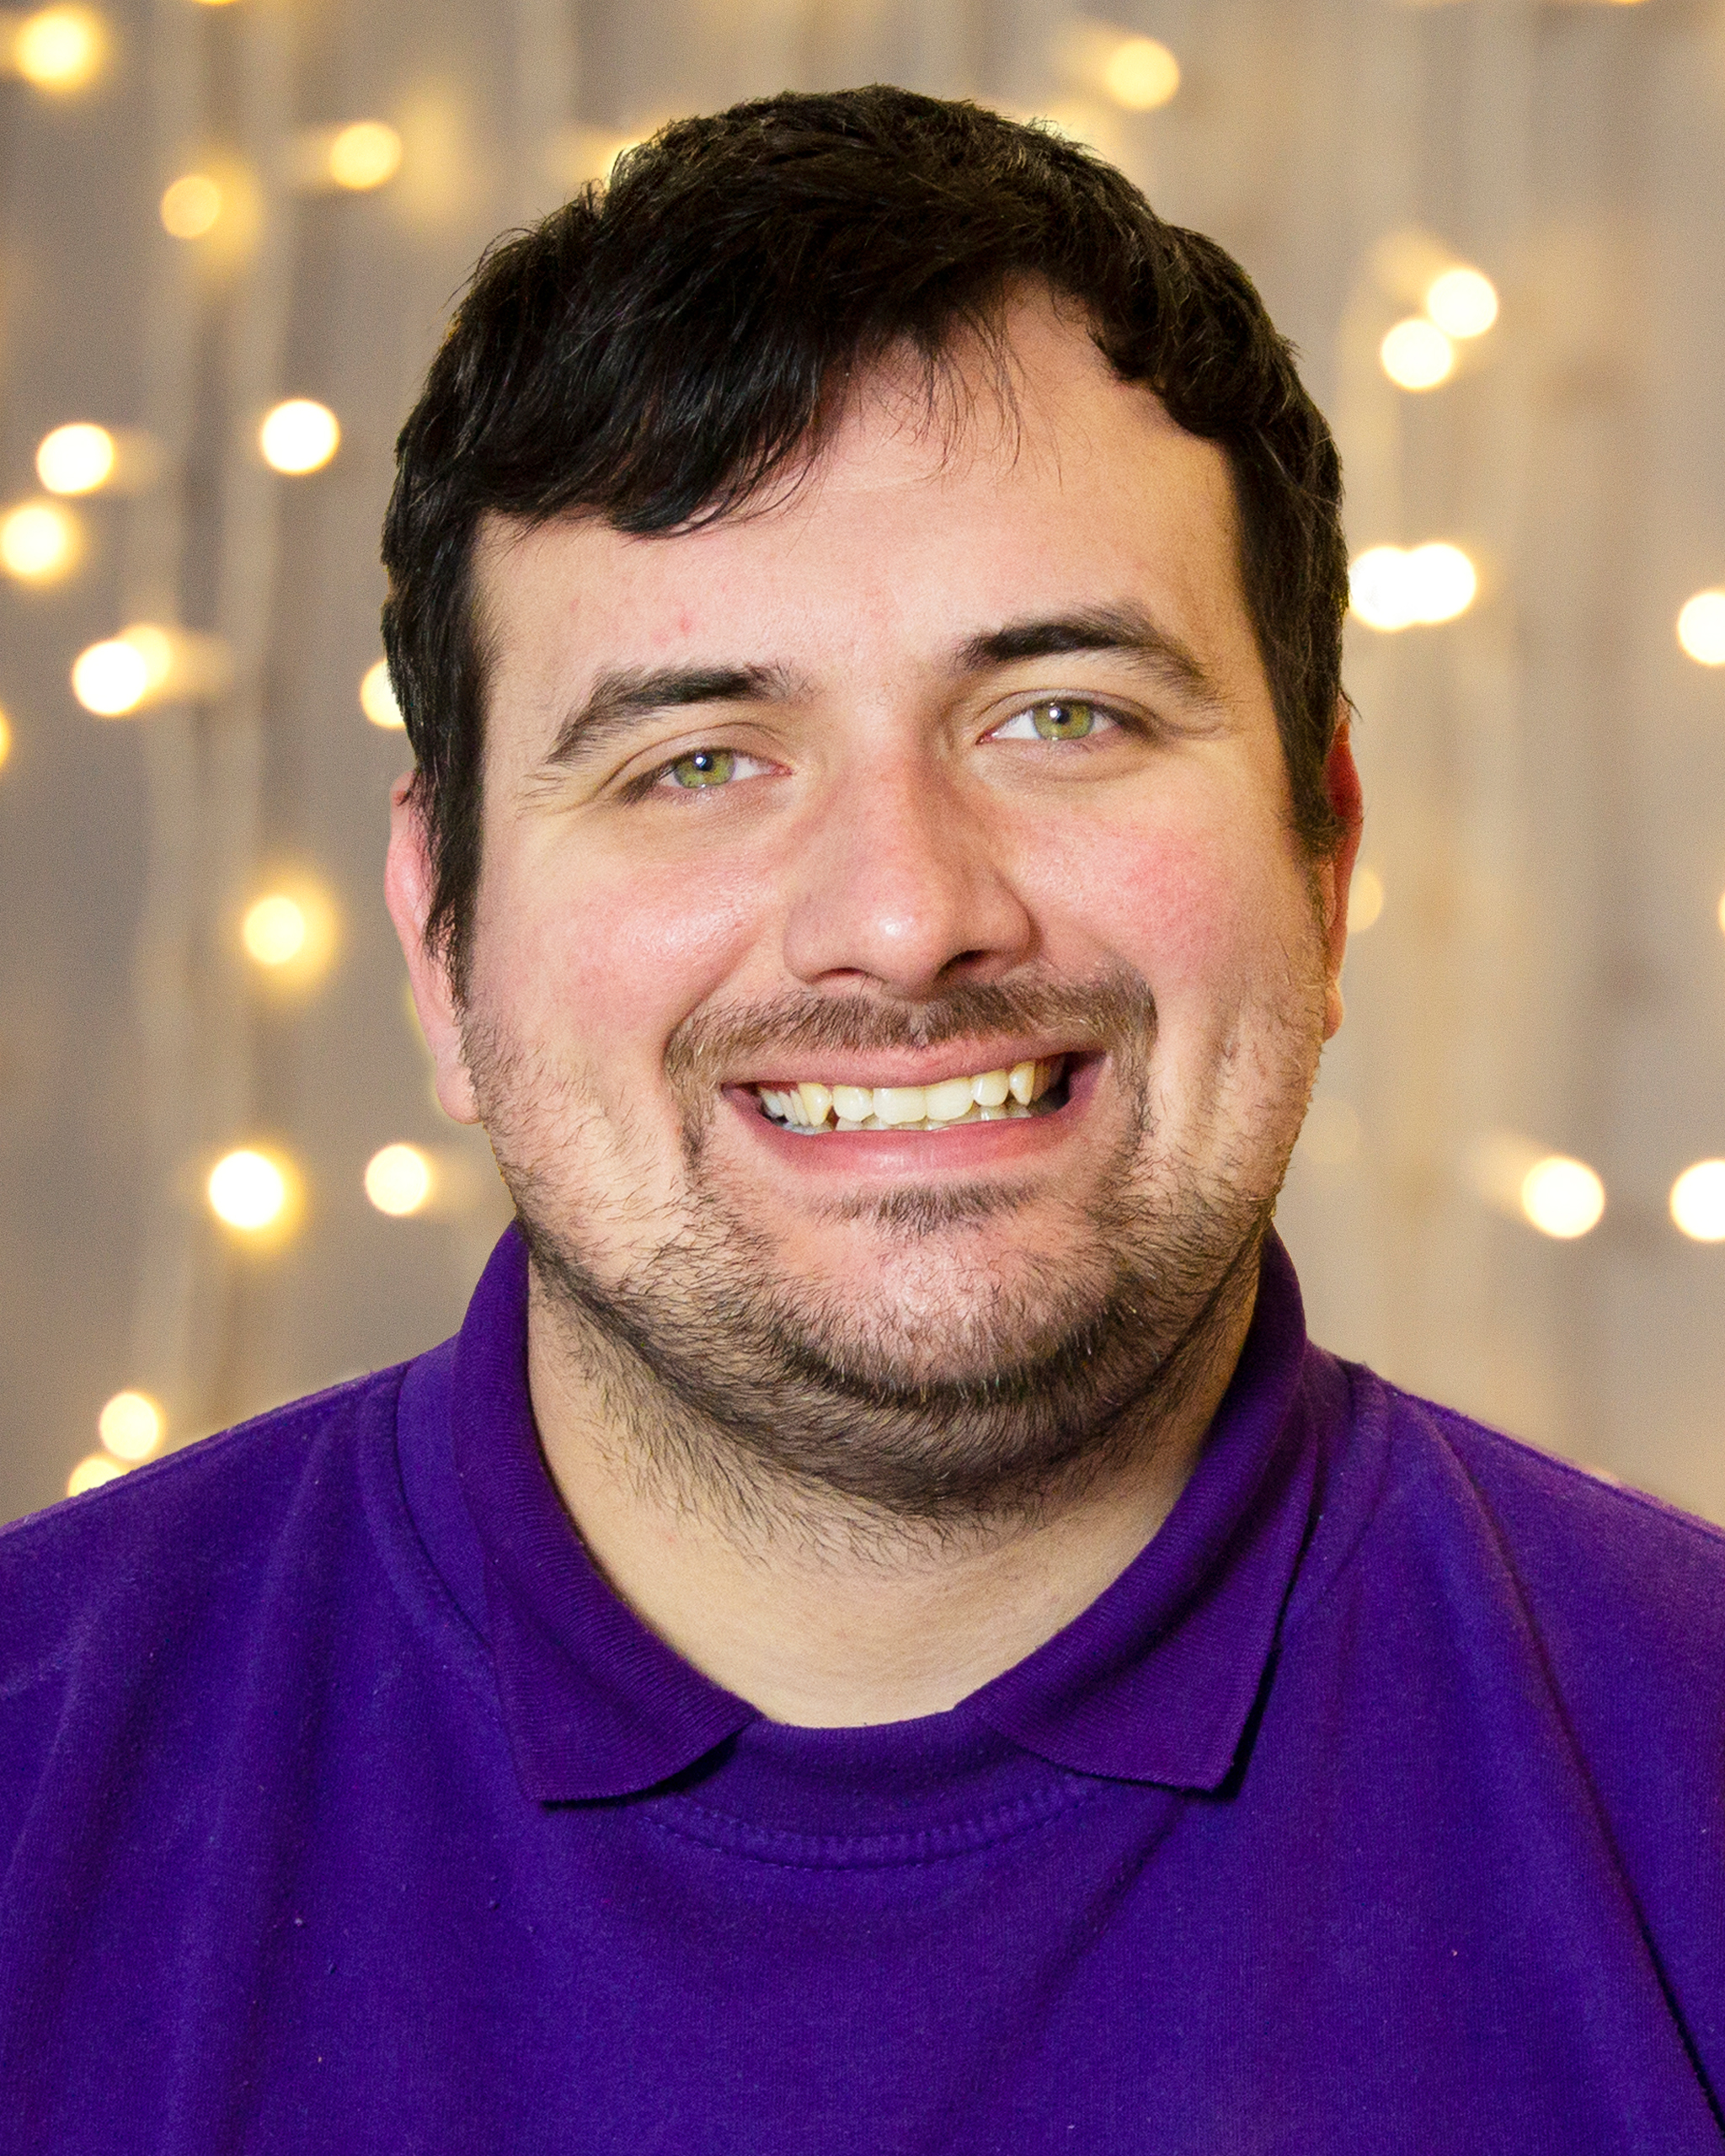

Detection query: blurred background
xmin=2 ymin=0 xmax=1722 ymax=1527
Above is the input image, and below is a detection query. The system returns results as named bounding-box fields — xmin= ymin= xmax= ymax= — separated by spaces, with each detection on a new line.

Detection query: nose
xmin=779 ymin=755 xmax=1036 ymax=1001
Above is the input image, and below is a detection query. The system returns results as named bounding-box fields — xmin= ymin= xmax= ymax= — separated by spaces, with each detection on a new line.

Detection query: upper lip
xmin=729 ymin=1044 xmax=1091 ymax=1091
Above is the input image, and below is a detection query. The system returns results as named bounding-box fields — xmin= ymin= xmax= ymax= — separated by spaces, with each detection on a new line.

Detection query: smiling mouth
xmin=752 ymin=1056 xmax=1070 ymax=1135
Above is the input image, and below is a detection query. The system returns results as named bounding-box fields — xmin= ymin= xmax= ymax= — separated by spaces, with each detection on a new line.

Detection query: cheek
xmin=1022 ymin=798 xmax=1292 ymax=1013
xmin=479 ymin=846 xmax=765 ymax=1060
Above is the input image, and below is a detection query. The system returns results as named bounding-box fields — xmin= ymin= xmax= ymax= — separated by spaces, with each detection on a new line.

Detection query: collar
xmin=452 ymin=1225 xmax=1320 ymax=1802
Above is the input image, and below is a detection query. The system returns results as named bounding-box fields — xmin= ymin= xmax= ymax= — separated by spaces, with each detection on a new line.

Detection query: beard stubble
xmin=472 ymin=967 xmax=1298 ymax=1532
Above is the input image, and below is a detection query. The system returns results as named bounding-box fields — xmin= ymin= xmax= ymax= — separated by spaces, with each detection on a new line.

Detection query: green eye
xmin=668 ymin=749 xmax=736 ymax=788
xmin=1029 ymin=701 xmax=1097 ymax=741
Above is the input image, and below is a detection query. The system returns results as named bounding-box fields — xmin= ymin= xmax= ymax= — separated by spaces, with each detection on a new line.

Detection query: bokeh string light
xmin=1670 ymin=1161 xmax=1725 ymax=1242
xmin=1379 ymin=259 xmax=1496 ymax=391
xmin=36 ymin=422 xmax=115 ymax=494
xmin=6 ymin=4 xmax=105 ymax=93
xmin=328 ymin=120 xmax=403 ymax=190
xmin=1467 ymin=1133 xmax=1607 ymax=1241
xmin=1676 ymin=590 xmax=1725 ymax=666
xmin=0 ymin=499 xmax=81 ymax=582
xmin=1053 ymin=20 xmax=1180 ymax=119
xmin=207 ymin=1148 xmax=301 ymax=1239
xmin=159 ymin=171 xmax=223 ymax=239
xmin=1424 ymin=266 xmax=1498 ymax=339
xmin=1348 ymin=542 xmax=1477 ymax=631
xmin=259 ymin=398 xmax=340 ymax=474
xmin=360 ymin=658 xmax=404 ymax=728
xmin=70 ymin=623 xmax=230 ymax=716
xmin=243 ymin=894 xmax=308 ymax=967
xmin=1347 ymin=866 xmax=1385 ymax=934
xmin=239 ymin=880 xmax=337 ymax=985
xmin=66 ymin=1454 xmax=125 ymax=1496
xmin=1101 ymin=35 xmax=1179 ymax=110
xmin=365 ymin=1143 xmax=435 ymax=1217
xmin=1381 ymin=318 xmax=1455 ymax=392
xmin=98 ymin=1390 xmax=163 ymax=1462
xmin=72 ymin=629 xmax=164 ymax=715
xmin=1519 ymin=1155 xmax=1606 ymax=1241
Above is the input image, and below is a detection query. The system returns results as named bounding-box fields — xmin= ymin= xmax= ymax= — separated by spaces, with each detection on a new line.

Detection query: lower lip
xmin=724 ymin=1059 xmax=1104 ymax=1177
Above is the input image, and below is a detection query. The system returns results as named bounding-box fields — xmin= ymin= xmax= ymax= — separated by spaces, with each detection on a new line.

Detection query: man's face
xmin=391 ymin=293 xmax=1358 ymax=1520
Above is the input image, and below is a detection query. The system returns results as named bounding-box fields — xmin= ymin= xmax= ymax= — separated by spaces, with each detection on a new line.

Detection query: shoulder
xmin=1386 ymin=1377 xmax=1725 ymax=1650
xmin=0 ymin=1364 xmax=412 ymax=1706
xmin=1309 ymin=1355 xmax=1725 ymax=1759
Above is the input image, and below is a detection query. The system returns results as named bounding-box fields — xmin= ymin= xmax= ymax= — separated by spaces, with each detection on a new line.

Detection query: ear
xmin=1311 ymin=714 xmax=1365 ymax=1042
xmin=384 ymin=775 xmax=481 ymax=1125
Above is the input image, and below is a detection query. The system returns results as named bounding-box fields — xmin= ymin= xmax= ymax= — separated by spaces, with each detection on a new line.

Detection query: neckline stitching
xmin=633 ymin=1772 xmax=1124 ymax=1871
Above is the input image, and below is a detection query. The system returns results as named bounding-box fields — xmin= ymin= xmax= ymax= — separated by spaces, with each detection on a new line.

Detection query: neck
xmin=526 ymin=1275 xmax=1258 ymax=1728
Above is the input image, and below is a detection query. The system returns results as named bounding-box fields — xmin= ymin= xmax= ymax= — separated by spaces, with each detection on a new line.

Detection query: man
xmin=3 ymin=87 xmax=1722 ymax=2153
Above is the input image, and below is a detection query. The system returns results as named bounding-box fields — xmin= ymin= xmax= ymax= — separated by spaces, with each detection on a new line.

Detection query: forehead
xmin=472 ymin=291 xmax=1255 ymax=695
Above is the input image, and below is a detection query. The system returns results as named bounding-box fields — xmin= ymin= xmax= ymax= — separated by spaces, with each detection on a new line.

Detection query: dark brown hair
xmin=382 ymin=85 xmax=1348 ymax=991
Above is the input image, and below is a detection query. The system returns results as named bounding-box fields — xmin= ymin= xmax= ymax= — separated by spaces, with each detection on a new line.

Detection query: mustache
xmin=663 ymin=964 xmax=1159 ymax=1094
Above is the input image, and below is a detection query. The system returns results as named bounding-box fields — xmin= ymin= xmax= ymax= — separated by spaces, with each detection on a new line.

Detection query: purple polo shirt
xmin=3 ymin=1227 xmax=1722 ymax=2152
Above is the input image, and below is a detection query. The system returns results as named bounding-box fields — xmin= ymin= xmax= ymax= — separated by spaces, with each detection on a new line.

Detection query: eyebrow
xmin=957 ymin=602 xmax=1225 ymax=709
xmin=542 ymin=661 xmax=804 ymax=769
xmin=539 ymin=600 xmax=1222 ymax=771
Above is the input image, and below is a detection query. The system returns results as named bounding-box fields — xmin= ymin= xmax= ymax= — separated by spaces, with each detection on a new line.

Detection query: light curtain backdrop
xmin=2 ymin=0 xmax=1722 ymax=1524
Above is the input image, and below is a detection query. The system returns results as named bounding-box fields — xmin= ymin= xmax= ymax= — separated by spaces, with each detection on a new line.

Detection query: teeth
xmin=924 ymin=1076 xmax=975 ymax=1123
xmin=754 ymin=1058 xmax=1065 ymax=1134
xmin=873 ymin=1086 xmax=927 ymax=1127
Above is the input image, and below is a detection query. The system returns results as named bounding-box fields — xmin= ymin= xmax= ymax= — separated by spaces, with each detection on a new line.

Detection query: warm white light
xmin=67 ymin=1454 xmax=125 ymax=1496
xmin=1349 ymin=542 xmax=1477 ymax=631
xmin=0 ymin=499 xmax=79 ymax=582
xmin=160 ymin=172 xmax=223 ymax=239
xmin=360 ymin=658 xmax=403 ymax=728
xmin=1670 ymin=1159 xmax=1725 ymax=1242
xmin=1677 ymin=590 xmax=1725 ymax=667
xmin=1380 ymin=317 xmax=1455 ymax=391
xmin=0 ymin=707 xmax=11 ymax=771
xmin=71 ymin=625 xmax=174 ymax=717
xmin=238 ymin=878 xmax=335 ymax=984
xmin=259 ymin=398 xmax=339 ymax=475
xmin=36 ymin=422 xmax=115 ymax=495
xmin=365 ymin=1143 xmax=435 ymax=1217
xmin=1349 ymin=546 xmax=1416 ymax=631
xmin=328 ymin=120 xmax=403 ymax=190
xmin=1425 ymin=266 xmax=1498 ymax=339
xmin=1519 ymin=1155 xmax=1605 ymax=1240
xmin=208 ymin=1148 xmax=292 ymax=1232
xmin=1102 ymin=35 xmax=1180 ymax=110
xmin=71 ymin=640 xmax=146 ymax=715
xmin=1348 ymin=865 xmax=1385 ymax=933
xmin=242 ymin=894 xmax=307 ymax=967
xmin=12 ymin=6 xmax=104 ymax=91
xmin=1403 ymin=542 xmax=1477 ymax=623
xmin=99 ymin=1389 xmax=163 ymax=1462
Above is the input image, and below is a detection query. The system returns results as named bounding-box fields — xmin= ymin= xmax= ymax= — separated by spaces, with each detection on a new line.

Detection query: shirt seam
xmin=1276 ymin=1355 xmax=1392 ymax=1641
xmin=356 ymin=1358 xmax=507 ymax=1726
xmin=636 ymin=1770 xmax=1118 ymax=1872
xmin=1412 ymin=1396 xmax=1725 ymax=1554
